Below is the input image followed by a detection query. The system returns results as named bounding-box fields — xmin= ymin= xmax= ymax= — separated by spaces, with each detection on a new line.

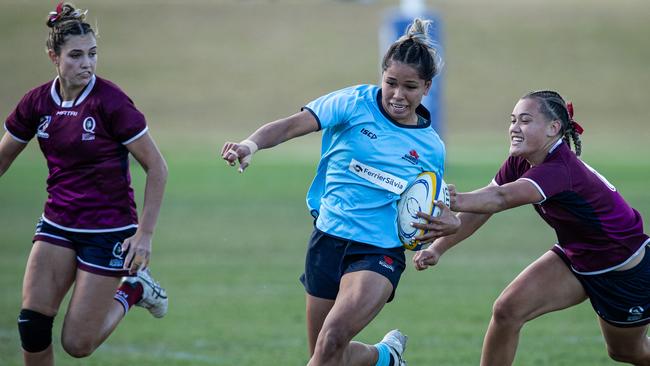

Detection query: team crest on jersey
xmin=401 ymin=149 xmax=420 ymax=165
xmin=37 ymin=116 xmax=52 ymax=139
xmin=82 ymin=117 xmax=96 ymax=141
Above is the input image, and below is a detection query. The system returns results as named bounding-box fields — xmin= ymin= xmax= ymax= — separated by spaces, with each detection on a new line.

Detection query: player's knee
xmin=61 ymin=330 xmax=98 ymax=358
xmin=607 ymin=348 xmax=634 ymax=363
xmin=491 ymin=295 xmax=525 ymax=326
xmin=61 ymin=335 xmax=97 ymax=358
xmin=17 ymin=309 xmax=54 ymax=353
xmin=606 ymin=343 xmax=646 ymax=364
xmin=316 ymin=327 xmax=350 ymax=356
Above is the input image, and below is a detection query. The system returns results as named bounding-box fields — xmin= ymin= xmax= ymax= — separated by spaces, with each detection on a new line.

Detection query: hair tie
xmin=566 ymin=102 xmax=584 ymax=135
xmin=48 ymin=2 xmax=87 ymax=25
xmin=48 ymin=2 xmax=65 ymax=24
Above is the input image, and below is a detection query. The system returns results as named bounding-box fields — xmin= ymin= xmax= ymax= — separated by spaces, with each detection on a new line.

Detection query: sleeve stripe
xmin=121 ymin=126 xmax=149 ymax=145
xmin=519 ymin=178 xmax=547 ymax=204
xmin=4 ymin=123 xmax=29 ymax=144
xmin=301 ymin=107 xmax=322 ymax=131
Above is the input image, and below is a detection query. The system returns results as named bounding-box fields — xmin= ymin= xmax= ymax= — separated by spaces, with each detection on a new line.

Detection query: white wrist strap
xmin=240 ymin=139 xmax=259 ymax=155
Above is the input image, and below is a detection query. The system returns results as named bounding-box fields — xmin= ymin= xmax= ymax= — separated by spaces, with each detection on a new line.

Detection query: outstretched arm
xmin=413 ymin=179 xmax=543 ymax=270
xmin=221 ymin=110 xmax=319 ymax=172
xmin=454 ymin=179 xmax=543 ymax=214
xmin=0 ymin=132 xmax=27 ymax=178
xmin=413 ymin=211 xmax=492 ymax=270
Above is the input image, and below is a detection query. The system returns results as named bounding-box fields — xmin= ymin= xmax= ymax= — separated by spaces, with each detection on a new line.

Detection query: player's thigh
xmin=599 ymin=319 xmax=650 ymax=357
xmin=496 ymin=250 xmax=587 ymax=321
xmin=22 ymin=241 xmax=77 ymax=315
xmin=321 ymin=270 xmax=392 ymax=338
xmin=62 ymin=269 xmax=121 ymax=337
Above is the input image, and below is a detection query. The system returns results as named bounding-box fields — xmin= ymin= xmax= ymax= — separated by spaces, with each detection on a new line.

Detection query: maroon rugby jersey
xmin=494 ymin=140 xmax=649 ymax=274
xmin=4 ymin=75 xmax=147 ymax=232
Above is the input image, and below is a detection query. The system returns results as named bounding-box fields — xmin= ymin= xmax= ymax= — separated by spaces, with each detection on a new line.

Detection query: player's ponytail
xmin=382 ymin=18 xmax=443 ymax=81
xmin=46 ymin=2 xmax=95 ymax=55
xmin=523 ymin=90 xmax=584 ymax=156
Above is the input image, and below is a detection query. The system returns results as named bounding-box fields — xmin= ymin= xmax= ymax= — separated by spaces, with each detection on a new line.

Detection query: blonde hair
xmin=46 ymin=2 xmax=94 ymax=55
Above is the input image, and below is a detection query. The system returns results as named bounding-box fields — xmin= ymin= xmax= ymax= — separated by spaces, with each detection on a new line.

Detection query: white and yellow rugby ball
xmin=397 ymin=171 xmax=450 ymax=251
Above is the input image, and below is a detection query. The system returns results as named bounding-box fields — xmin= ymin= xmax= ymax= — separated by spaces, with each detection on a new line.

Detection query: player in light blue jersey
xmin=222 ymin=18 xmax=459 ymax=366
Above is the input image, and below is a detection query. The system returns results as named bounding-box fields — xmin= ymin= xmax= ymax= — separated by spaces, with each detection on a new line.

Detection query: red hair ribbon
xmin=48 ymin=2 xmax=65 ymax=23
xmin=566 ymin=101 xmax=584 ymax=135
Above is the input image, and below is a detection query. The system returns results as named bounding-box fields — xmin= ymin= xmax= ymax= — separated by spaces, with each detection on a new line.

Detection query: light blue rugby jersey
xmin=303 ymin=84 xmax=445 ymax=248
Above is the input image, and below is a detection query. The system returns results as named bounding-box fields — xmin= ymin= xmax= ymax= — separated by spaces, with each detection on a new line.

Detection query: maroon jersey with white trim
xmin=5 ymin=75 xmax=147 ymax=231
xmin=494 ymin=142 xmax=648 ymax=273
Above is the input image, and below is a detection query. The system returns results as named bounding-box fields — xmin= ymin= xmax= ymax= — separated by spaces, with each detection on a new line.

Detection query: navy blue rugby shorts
xmin=33 ymin=218 xmax=136 ymax=277
xmin=300 ymin=227 xmax=406 ymax=302
xmin=555 ymin=246 xmax=650 ymax=328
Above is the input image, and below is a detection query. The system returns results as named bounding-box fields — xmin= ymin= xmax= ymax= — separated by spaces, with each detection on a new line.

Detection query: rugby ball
xmin=397 ymin=171 xmax=450 ymax=251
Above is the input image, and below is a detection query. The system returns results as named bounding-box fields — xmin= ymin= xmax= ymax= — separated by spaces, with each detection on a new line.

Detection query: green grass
xmin=1 ymin=0 xmax=650 ymax=365
xmin=1 ymin=148 xmax=648 ymax=365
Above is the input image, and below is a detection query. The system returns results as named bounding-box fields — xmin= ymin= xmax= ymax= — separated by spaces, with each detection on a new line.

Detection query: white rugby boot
xmin=124 ymin=268 xmax=168 ymax=318
xmin=380 ymin=329 xmax=408 ymax=366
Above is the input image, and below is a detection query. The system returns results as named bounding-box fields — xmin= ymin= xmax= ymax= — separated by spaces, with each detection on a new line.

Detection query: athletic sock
xmin=374 ymin=342 xmax=397 ymax=366
xmin=114 ymin=281 xmax=143 ymax=314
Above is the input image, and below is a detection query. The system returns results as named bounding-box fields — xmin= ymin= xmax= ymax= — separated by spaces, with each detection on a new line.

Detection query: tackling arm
xmin=453 ymin=179 xmax=543 ymax=214
xmin=413 ymin=211 xmax=492 ymax=270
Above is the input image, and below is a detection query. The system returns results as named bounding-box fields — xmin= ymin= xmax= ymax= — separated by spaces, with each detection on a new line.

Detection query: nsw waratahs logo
xmin=401 ymin=149 xmax=419 ymax=165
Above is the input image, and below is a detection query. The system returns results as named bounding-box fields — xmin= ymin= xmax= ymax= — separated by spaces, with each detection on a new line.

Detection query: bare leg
xmin=306 ymin=294 xmax=335 ymax=355
xmin=308 ymin=270 xmax=392 ymax=366
xmin=480 ymin=251 xmax=587 ymax=366
xmin=600 ymin=319 xmax=650 ymax=365
xmin=60 ymin=270 xmax=124 ymax=357
xmin=21 ymin=242 xmax=77 ymax=366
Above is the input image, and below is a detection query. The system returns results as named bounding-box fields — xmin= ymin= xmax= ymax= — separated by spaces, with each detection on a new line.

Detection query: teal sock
xmin=374 ymin=342 xmax=391 ymax=366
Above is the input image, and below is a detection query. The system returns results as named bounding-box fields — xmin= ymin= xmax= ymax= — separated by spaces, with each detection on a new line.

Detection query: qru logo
xmin=109 ymin=242 xmax=124 ymax=268
xmin=627 ymin=306 xmax=645 ymax=322
xmin=82 ymin=117 xmax=96 ymax=141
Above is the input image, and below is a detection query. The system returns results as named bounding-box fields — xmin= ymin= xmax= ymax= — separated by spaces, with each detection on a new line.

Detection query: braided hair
xmin=381 ymin=18 xmax=443 ymax=81
xmin=46 ymin=2 xmax=94 ymax=55
xmin=522 ymin=90 xmax=583 ymax=156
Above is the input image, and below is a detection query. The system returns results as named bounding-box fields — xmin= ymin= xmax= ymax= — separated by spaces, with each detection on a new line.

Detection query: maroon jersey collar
xmin=50 ymin=74 xmax=96 ymax=108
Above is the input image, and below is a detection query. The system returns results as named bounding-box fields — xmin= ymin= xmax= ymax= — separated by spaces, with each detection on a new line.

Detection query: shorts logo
xmin=37 ymin=116 xmax=51 ymax=139
xmin=82 ymin=117 xmax=96 ymax=141
xmin=379 ymin=255 xmax=395 ymax=272
xmin=349 ymin=159 xmax=407 ymax=194
xmin=401 ymin=149 xmax=420 ymax=165
xmin=627 ymin=306 xmax=645 ymax=321
xmin=110 ymin=242 xmax=124 ymax=268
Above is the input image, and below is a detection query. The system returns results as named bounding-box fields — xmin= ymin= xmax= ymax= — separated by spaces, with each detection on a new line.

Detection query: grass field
xmin=1 ymin=0 xmax=650 ymax=365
